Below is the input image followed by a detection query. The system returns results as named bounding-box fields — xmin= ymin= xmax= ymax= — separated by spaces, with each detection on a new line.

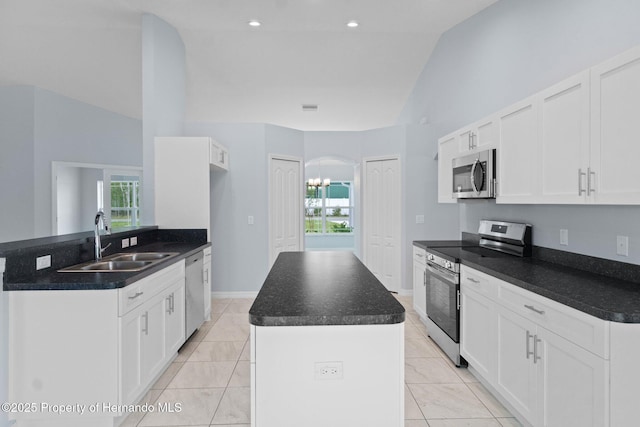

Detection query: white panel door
xmin=364 ymin=158 xmax=400 ymax=293
xmin=269 ymin=156 xmax=303 ymax=267
xmin=538 ymin=71 xmax=590 ymax=203
xmin=590 ymin=46 xmax=640 ymax=204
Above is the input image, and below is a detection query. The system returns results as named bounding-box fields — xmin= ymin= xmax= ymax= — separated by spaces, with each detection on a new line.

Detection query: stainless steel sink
xmin=59 ymin=252 xmax=179 ymax=273
xmin=110 ymin=252 xmax=177 ymax=262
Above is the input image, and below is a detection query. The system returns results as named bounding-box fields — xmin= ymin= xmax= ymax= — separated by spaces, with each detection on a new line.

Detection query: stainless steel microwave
xmin=452 ymin=149 xmax=496 ymax=199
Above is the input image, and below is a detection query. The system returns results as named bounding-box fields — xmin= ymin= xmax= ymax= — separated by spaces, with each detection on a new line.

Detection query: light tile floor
xmin=122 ymin=295 xmax=521 ymax=427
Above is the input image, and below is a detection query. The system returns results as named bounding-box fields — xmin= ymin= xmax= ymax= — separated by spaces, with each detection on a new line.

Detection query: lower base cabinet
xmin=9 ymin=261 xmax=186 ymax=427
xmin=461 ymin=265 xmax=609 ymax=427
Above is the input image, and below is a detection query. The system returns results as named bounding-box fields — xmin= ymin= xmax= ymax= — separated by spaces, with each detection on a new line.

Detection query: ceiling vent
xmin=302 ymin=104 xmax=318 ymax=112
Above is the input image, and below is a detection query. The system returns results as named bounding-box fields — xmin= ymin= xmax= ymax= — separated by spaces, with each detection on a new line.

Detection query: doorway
xmin=362 ymin=156 xmax=401 ymax=293
xmin=268 ymin=155 xmax=304 ymax=267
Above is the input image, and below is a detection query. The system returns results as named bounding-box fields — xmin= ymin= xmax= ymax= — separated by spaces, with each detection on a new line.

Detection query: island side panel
xmin=252 ymin=322 xmax=404 ymax=427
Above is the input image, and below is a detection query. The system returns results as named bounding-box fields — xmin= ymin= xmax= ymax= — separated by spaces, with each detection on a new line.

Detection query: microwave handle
xmin=470 ymin=159 xmax=480 ymax=193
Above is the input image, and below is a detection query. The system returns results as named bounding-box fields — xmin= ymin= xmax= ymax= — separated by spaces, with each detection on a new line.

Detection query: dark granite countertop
xmin=413 ymin=240 xmax=640 ymax=323
xmin=4 ymin=241 xmax=210 ymax=291
xmin=249 ymin=251 xmax=405 ymax=326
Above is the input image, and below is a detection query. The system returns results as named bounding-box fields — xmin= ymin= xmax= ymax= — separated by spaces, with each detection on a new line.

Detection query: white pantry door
xmin=269 ymin=156 xmax=303 ymax=267
xmin=363 ymin=157 xmax=401 ymax=293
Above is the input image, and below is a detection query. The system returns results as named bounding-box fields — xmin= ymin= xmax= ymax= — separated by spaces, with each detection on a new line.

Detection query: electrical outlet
xmin=130 ymin=236 xmax=138 ymax=246
xmin=248 ymin=215 xmax=254 ymax=225
xmin=560 ymin=229 xmax=569 ymax=246
xmin=121 ymin=238 xmax=130 ymax=248
xmin=617 ymin=235 xmax=629 ymax=256
xmin=416 ymin=215 xmax=425 ymax=224
xmin=315 ymin=362 xmax=343 ymax=380
xmin=36 ymin=255 xmax=51 ymax=270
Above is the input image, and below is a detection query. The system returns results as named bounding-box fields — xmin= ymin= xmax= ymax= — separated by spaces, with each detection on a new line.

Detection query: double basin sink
xmin=59 ymin=252 xmax=179 ymax=273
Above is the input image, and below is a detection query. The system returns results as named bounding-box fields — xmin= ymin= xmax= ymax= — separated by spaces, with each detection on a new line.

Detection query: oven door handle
xmin=425 ymin=262 xmax=459 ymax=284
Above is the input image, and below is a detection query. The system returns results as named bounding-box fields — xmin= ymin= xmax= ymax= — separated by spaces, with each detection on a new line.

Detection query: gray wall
xmin=0 ymin=87 xmax=142 ymax=242
xmin=0 ymin=86 xmax=35 ymax=243
xmin=142 ymin=13 xmax=186 ymax=226
xmin=398 ymin=0 xmax=640 ymax=264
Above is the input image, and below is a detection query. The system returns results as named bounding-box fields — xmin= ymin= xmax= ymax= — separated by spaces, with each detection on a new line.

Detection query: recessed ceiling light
xmin=248 ymin=20 xmax=261 ymax=27
xmin=346 ymin=20 xmax=359 ymax=28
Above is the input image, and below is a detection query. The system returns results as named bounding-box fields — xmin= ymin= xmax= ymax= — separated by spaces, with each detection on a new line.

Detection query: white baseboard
xmin=211 ymin=291 xmax=259 ymax=299
xmin=398 ymin=288 xmax=413 ymax=297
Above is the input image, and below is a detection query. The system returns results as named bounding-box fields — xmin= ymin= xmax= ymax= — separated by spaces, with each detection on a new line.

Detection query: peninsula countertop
xmin=249 ymin=251 xmax=405 ymax=327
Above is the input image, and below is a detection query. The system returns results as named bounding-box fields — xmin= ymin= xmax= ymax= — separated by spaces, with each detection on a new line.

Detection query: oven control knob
xmin=427 ymin=254 xmax=435 ymax=261
xmin=445 ymin=261 xmax=453 ymax=269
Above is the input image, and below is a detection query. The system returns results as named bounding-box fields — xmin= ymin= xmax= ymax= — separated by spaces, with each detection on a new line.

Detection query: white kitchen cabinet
xmin=210 ymin=139 xmax=229 ymax=170
xmin=460 ymin=266 xmax=497 ymax=383
xmin=537 ymin=326 xmax=607 ymax=427
xmin=437 ymin=134 xmax=458 ymax=203
xmin=495 ymin=305 xmax=539 ymax=425
xmin=164 ymin=282 xmax=186 ymax=360
xmin=458 ymin=116 xmax=497 ymax=153
xmin=590 ymin=45 xmax=640 ymax=204
xmin=9 ymin=260 xmax=186 ymax=427
xmin=496 ymin=96 xmax=538 ymax=203
xmin=155 ymin=136 xmax=229 ymax=240
xmin=538 ymin=71 xmax=591 ymax=204
xmin=412 ymin=246 xmax=427 ymax=320
xmin=460 ymin=265 xmax=609 ymax=427
xmin=203 ymin=246 xmax=212 ymax=320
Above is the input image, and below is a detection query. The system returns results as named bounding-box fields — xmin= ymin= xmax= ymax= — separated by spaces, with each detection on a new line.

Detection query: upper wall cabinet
xmin=155 ymin=136 xmax=228 ymax=240
xmin=210 ymin=140 xmax=229 ymax=170
xmin=496 ymin=97 xmax=538 ymax=203
xmin=590 ymin=46 xmax=640 ymax=204
xmin=438 ymin=44 xmax=640 ymax=205
xmin=458 ymin=116 xmax=497 ymax=154
xmin=537 ymin=71 xmax=590 ymax=204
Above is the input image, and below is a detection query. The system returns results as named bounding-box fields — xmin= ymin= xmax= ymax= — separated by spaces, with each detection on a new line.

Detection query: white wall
xmin=142 ymin=13 xmax=186 ymax=226
xmin=398 ymin=0 xmax=640 ymax=264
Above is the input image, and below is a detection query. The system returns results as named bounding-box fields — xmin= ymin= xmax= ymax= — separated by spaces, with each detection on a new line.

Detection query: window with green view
xmin=305 ymin=181 xmax=353 ymax=234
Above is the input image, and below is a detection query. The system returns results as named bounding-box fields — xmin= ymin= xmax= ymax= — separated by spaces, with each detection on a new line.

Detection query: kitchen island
xmin=249 ymin=251 xmax=405 ymax=427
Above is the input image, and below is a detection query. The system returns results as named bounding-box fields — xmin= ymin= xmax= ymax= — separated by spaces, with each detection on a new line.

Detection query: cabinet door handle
xmin=142 ymin=312 xmax=149 ymax=335
xmin=587 ymin=168 xmax=595 ymax=194
xmin=171 ymin=293 xmax=175 ymax=313
xmin=533 ymin=335 xmax=542 ymax=364
xmin=204 ymin=268 xmax=209 ymax=284
xmin=526 ymin=330 xmax=534 ymax=359
xmin=128 ymin=291 xmax=144 ymax=300
xmin=578 ymin=168 xmax=586 ymax=195
xmin=166 ymin=296 xmax=172 ymax=314
xmin=524 ymin=304 xmax=545 ymax=315
xmin=466 ymin=277 xmax=480 ymax=284
xmin=423 ymin=270 xmax=426 ymax=287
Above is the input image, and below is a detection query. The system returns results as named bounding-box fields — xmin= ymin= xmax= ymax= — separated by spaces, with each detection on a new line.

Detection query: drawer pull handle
xmin=524 ymin=304 xmax=545 ymax=315
xmin=128 ymin=291 xmax=144 ymax=300
xmin=467 ymin=277 xmax=480 ymax=284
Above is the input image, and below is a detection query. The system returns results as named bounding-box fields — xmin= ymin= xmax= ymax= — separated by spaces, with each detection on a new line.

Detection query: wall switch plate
xmin=560 ymin=229 xmax=569 ymax=246
xmin=36 ymin=255 xmax=51 ymax=270
xmin=248 ymin=215 xmax=254 ymax=225
xmin=314 ymin=361 xmax=343 ymax=380
xmin=617 ymin=235 xmax=629 ymax=256
xmin=416 ymin=215 xmax=425 ymax=224
xmin=121 ymin=238 xmax=130 ymax=248
xmin=130 ymin=236 xmax=138 ymax=246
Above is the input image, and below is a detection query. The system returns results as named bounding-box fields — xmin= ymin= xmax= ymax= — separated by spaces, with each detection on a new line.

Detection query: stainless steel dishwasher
xmin=185 ymin=252 xmax=205 ymax=339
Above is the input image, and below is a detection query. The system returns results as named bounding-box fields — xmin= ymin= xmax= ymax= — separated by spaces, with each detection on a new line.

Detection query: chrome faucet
xmin=94 ymin=210 xmax=112 ymax=261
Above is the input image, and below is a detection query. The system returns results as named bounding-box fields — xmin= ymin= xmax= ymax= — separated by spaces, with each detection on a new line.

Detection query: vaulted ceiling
xmin=0 ymin=0 xmax=497 ymax=131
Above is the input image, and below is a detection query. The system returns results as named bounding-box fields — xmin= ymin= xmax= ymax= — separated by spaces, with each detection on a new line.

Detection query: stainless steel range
xmin=424 ymin=220 xmax=532 ymax=366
